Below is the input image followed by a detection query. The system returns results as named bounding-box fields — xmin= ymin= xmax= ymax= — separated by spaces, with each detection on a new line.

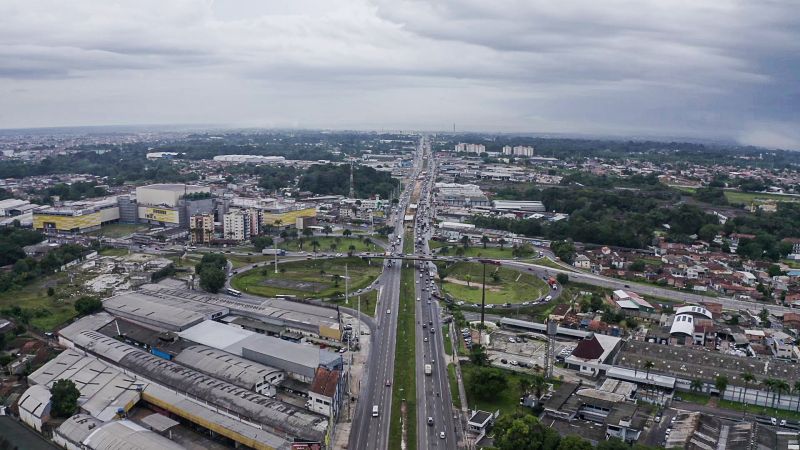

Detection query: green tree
xmin=740 ymin=372 xmax=755 ymax=406
xmin=715 ymin=375 xmax=729 ymax=400
xmin=460 ymin=235 xmax=470 ymax=249
xmin=47 ymin=287 xmax=55 ymax=297
xmin=773 ymin=379 xmax=789 ymax=409
xmin=74 ymin=296 xmax=103 ymax=316
xmin=252 ymin=236 xmax=274 ymax=251
xmin=530 ymin=373 xmax=547 ymax=398
xmin=322 ymin=225 xmax=332 ymax=236
xmin=198 ymin=266 xmax=226 ymax=293
xmin=768 ymin=264 xmax=783 ymax=277
xmin=492 ymin=413 xmax=560 ymax=450
xmin=690 ymin=378 xmax=704 ymax=392
xmin=556 ymin=273 xmax=569 ymax=285
xmin=498 ymin=238 xmax=507 ymax=250
xmin=596 ymin=438 xmax=631 ymax=450
xmin=342 ymin=229 xmax=352 ymax=238
xmin=480 ymin=235 xmax=489 ymax=248
xmin=311 ymin=240 xmax=321 ymax=253
xmin=50 ymin=379 xmax=80 ymax=418
xmin=302 ymin=228 xmax=314 ymax=239
xmin=469 ymin=344 xmax=489 ymax=366
xmin=464 ymin=274 xmax=472 ymax=287
xmin=557 ymin=435 xmax=592 ymax=450
xmin=348 ymin=244 xmax=356 ymax=257
xmin=629 ymin=260 xmax=646 ymax=272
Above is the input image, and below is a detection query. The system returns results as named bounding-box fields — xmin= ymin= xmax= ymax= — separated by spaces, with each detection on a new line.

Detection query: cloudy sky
xmin=1 ymin=0 xmax=798 ymax=148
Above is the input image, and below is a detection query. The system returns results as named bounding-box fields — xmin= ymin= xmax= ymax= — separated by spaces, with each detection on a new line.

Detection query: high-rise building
xmin=454 ymin=143 xmax=486 ymax=154
xmin=190 ymin=213 xmax=214 ymax=244
xmin=223 ymin=209 xmax=261 ymax=241
xmin=502 ymin=145 xmax=535 ymax=157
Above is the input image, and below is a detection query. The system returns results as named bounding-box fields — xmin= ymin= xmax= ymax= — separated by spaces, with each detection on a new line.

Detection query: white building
xmin=213 ymin=155 xmax=286 ymax=164
xmin=454 ymin=143 xmax=486 ymax=154
xmin=223 ymin=209 xmax=259 ymax=241
xmin=18 ymin=384 xmax=52 ymax=432
xmin=502 ymin=145 xmax=535 ymax=157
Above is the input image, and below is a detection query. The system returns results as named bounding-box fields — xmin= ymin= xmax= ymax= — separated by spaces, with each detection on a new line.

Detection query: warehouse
xmin=33 ymin=197 xmax=120 ymax=233
xmin=53 ymin=414 xmax=184 ymax=450
xmin=178 ymin=320 xmax=342 ymax=382
xmin=135 ymin=183 xmax=212 ymax=227
xmin=28 ymin=350 xmax=142 ymax=421
xmin=70 ymin=330 xmax=329 ymax=447
xmin=145 ymin=286 xmax=342 ymax=340
xmin=173 ymin=344 xmax=284 ymax=396
xmin=102 ymin=291 xmax=228 ymax=331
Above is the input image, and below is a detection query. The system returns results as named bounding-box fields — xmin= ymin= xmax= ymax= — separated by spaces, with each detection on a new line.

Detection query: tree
xmin=322 ymin=225 xmax=332 ymax=236
xmin=311 ymin=240 xmax=321 ymax=253
xmin=252 ymin=236 xmax=274 ymax=252
xmin=467 ymin=366 xmax=508 ymax=400
xmin=348 ymin=245 xmax=356 ymax=257
xmin=550 ymin=240 xmax=576 ymax=264
xmin=492 ymin=413 xmax=560 ymax=450
xmin=596 ymin=439 xmax=631 ymax=450
xmin=198 ymin=266 xmax=226 ymax=293
xmin=629 ymin=260 xmax=646 ymax=272
xmin=469 ymin=344 xmax=489 ymax=366
xmin=762 ymin=379 xmax=775 ymax=408
xmin=343 ymin=229 xmax=352 ymax=238
xmin=302 ymin=228 xmax=314 ymax=239
xmin=740 ymin=372 xmax=755 ymax=405
xmin=480 ymin=235 xmax=489 ymax=249
xmin=556 ymin=273 xmax=569 ymax=285
xmin=557 ymin=435 xmax=592 ymax=450
xmin=792 ymin=380 xmax=800 ymax=412
xmin=47 ymin=287 xmax=55 ymax=297
xmin=773 ymin=379 xmax=789 ymax=409
xmin=643 ymin=360 xmax=654 ymax=398
xmin=768 ymin=264 xmax=783 ymax=277
xmin=530 ymin=373 xmax=547 ymax=398
xmin=715 ymin=375 xmax=729 ymax=400
xmin=464 ymin=274 xmax=472 ymax=287
xmin=460 ymin=235 xmax=470 ymax=249
xmin=498 ymin=238 xmax=507 ymax=250
xmin=74 ymin=296 xmax=103 ymax=316
xmin=690 ymin=378 xmax=704 ymax=392
xmin=50 ymin=379 xmax=80 ymax=418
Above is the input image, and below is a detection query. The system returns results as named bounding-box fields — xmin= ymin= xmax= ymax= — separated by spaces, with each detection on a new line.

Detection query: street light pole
xmin=479 ymin=262 xmax=486 ymax=344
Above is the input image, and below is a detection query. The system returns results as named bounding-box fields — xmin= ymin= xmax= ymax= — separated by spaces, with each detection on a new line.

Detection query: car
xmin=430 ymin=328 xmax=435 ymax=334
xmin=428 ymin=321 xmax=433 ymax=326
xmin=508 ymin=337 xmax=516 ymax=343
xmin=422 ymin=323 xmax=427 ymax=328
xmin=386 ymin=309 xmax=391 ymax=314
xmin=500 ymin=358 xmax=508 ymax=364
xmin=624 ymin=284 xmax=630 ymax=288
xmin=427 ymin=417 xmax=434 ymax=426
xmin=771 ymin=417 xmax=778 ymax=425
xmin=654 ymin=414 xmax=662 ymax=423
xmin=510 ymin=360 xmax=518 ymax=366
xmin=424 ymin=337 xmax=429 ymax=342
xmin=439 ymin=431 xmax=445 ymax=439
xmin=386 ymin=379 xmax=392 ymax=386
xmin=781 ymin=419 xmax=787 ymax=426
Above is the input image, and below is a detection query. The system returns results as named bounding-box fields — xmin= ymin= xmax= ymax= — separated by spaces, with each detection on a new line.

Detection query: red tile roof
xmin=311 ymin=367 xmax=340 ymax=398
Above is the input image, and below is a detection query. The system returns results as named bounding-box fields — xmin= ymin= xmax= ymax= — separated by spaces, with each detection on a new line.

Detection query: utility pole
xmin=345 ymin=264 xmax=349 ymax=305
xmin=349 ymin=161 xmax=355 ymax=199
xmin=273 ymin=239 xmax=278 ymax=274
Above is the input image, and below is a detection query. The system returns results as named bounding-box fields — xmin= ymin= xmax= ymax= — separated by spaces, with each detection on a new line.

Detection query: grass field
xmin=88 ymin=223 xmax=149 ymax=238
xmin=724 ymin=190 xmax=800 ymax=205
xmin=461 ymin=364 xmax=538 ymax=416
xmin=0 ymin=271 xmax=91 ymax=331
xmin=231 ymin=257 xmax=381 ymax=299
xmin=675 ymin=391 xmax=800 ymax=421
xmin=447 ymin=364 xmax=462 ymax=409
xmin=99 ymin=247 xmax=129 ymax=257
xmin=439 ymin=262 xmax=549 ymax=305
xmin=279 ymin=236 xmax=380 ymax=253
xmin=435 ymin=245 xmax=537 ymax=260
xmin=326 ymin=289 xmax=379 ymax=317
xmin=226 ymin=254 xmax=273 ymax=269
xmin=389 ymin=239 xmax=417 ymax=450
xmin=442 ymin=325 xmax=452 ymax=355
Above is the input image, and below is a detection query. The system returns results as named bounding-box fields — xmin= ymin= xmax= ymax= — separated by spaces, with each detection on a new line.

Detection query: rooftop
xmin=173 ymin=344 xmax=283 ymax=390
xmin=310 ymin=366 xmax=340 ymax=398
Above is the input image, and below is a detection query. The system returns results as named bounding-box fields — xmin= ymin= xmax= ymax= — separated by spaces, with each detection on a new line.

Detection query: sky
xmin=1 ymin=0 xmax=799 ymax=149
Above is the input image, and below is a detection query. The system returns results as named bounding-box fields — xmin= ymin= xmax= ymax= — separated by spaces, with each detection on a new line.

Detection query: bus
xmin=226 ymin=288 xmax=242 ymax=297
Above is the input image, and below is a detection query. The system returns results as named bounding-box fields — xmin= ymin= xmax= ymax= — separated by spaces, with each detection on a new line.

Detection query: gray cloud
xmin=0 ymin=0 xmax=797 ymax=149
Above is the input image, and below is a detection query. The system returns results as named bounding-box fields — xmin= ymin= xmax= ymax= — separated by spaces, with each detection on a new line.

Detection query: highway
xmin=412 ymin=139 xmax=459 ymax=449
xmin=350 ymin=137 xmax=425 ymax=450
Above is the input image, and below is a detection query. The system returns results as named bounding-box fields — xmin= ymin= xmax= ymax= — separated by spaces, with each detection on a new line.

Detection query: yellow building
xmin=33 ymin=198 xmax=120 ymax=233
xmin=261 ymin=207 xmax=317 ymax=227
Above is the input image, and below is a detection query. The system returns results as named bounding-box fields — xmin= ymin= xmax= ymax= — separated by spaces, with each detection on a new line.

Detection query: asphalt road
xmin=350 ymin=137 xmax=425 ymax=450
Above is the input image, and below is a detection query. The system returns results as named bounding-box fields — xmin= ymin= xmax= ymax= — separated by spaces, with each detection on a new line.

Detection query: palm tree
xmin=460 ymin=235 xmax=470 ymax=249
xmin=302 ymin=228 xmax=314 ymax=239
xmin=690 ymin=378 xmax=704 ymax=393
xmin=498 ymin=238 xmax=507 ymax=250
xmin=343 ymin=229 xmax=352 ymax=238
xmin=740 ymin=372 xmax=755 ymax=405
xmin=280 ymin=230 xmax=289 ymax=240
xmin=274 ymin=219 xmax=283 ymax=228
xmin=322 ymin=225 xmax=332 ymax=237
xmin=793 ymin=380 xmax=800 ymax=412
xmin=464 ymin=274 xmax=472 ymax=287
xmin=773 ymin=380 xmax=789 ymax=409
xmin=762 ymin=379 xmax=775 ymax=409
xmin=311 ymin=240 xmax=320 ymax=254
xmin=348 ymin=244 xmax=356 ymax=257
xmin=644 ymin=360 xmax=654 ymax=401
xmin=329 ymin=243 xmax=337 ymax=252
xmin=518 ymin=378 xmax=532 ymax=396
xmin=298 ymin=237 xmax=305 ymax=250
xmin=363 ymin=238 xmax=372 ymax=250
xmin=531 ymin=374 xmax=547 ymax=398
xmin=480 ymin=235 xmax=489 ymax=249
xmin=715 ymin=375 xmax=729 ymax=401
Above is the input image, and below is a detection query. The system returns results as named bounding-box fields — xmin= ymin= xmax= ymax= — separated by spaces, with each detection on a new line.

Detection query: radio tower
xmin=349 ymin=161 xmax=355 ymax=199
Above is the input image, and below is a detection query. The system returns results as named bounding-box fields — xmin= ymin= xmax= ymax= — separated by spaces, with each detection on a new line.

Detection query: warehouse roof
xmin=173 ymin=345 xmax=283 ymax=390
xmin=84 ymin=419 xmax=185 ymax=450
xmin=670 ymin=314 xmax=695 ymax=336
xmin=58 ymin=312 xmax=116 ymax=341
xmin=311 ymin=367 xmax=340 ymax=398
xmin=56 ymin=414 xmax=104 ymax=446
xmin=675 ymin=305 xmax=713 ymax=319
xmin=29 ymin=349 xmax=141 ymax=421
xmin=103 ymin=291 xmax=228 ymax=331
xmin=18 ymin=385 xmax=51 ymax=419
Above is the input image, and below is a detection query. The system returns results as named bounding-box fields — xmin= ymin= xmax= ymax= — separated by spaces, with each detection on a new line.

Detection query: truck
xmin=547 ymin=277 xmax=557 ymax=288
xmin=262 ymin=248 xmax=286 ymax=256
xmin=424 ymin=364 xmax=432 ymax=375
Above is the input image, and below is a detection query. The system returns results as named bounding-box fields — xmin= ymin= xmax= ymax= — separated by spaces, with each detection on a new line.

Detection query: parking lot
xmin=482 ymin=329 xmax=580 ymax=379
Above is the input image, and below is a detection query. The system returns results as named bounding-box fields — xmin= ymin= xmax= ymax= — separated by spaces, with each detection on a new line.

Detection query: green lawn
xmin=435 ymin=245 xmax=538 ymax=260
xmin=439 ymin=262 xmax=549 ymax=305
xmin=231 ymin=257 xmax=381 ymax=299
xmin=531 ymin=257 xmax=575 ymax=271
xmin=88 ymin=223 xmax=149 ymax=238
xmin=461 ymin=364 xmax=537 ymax=416
xmin=447 ymin=364 xmax=462 ymax=409
xmin=279 ymin=236 xmax=380 ymax=253
xmin=718 ymin=398 xmax=800 ymax=421
xmin=99 ymin=247 xmax=129 ymax=257
xmin=389 ymin=242 xmax=417 ymax=450
xmin=724 ymin=190 xmax=800 ymax=205
xmin=227 ymin=254 xmax=273 ymax=269
xmin=0 ymin=272 xmax=92 ymax=331
xmin=442 ymin=325 xmax=452 ymax=355
xmin=326 ymin=289 xmax=379 ymax=317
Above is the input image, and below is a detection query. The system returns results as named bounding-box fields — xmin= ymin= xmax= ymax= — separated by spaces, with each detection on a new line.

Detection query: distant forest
xmin=298 ymin=164 xmax=399 ymax=199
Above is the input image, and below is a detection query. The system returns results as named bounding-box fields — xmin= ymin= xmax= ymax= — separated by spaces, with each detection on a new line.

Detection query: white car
xmin=386 ymin=309 xmax=391 ymax=314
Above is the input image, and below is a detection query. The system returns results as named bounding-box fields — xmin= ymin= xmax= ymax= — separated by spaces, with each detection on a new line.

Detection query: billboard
xmin=141 ymin=206 xmax=180 ymax=224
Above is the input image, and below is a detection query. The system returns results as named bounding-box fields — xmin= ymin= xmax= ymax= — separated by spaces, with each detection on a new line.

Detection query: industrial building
xmin=64 ymin=329 xmax=330 ymax=448
xmin=33 ymin=197 xmax=120 ymax=233
xmin=434 ymin=183 xmax=489 ymax=207
xmin=173 ymin=344 xmax=284 ymax=397
xmin=102 ymin=291 xmax=229 ymax=331
xmin=178 ymin=320 xmax=342 ymax=383
xmin=212 ymin=155 xmax=286 ymax=164
xmin=53 ymin=414 xmax=185 ymax=450
xmin=135 ymin=184 xmax=212 ymax=228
